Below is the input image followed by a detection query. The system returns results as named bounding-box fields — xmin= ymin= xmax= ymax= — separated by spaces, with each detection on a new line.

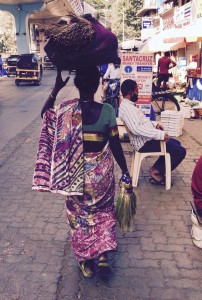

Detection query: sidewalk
xmin=0 ymin=87 xmax=202 ymax=299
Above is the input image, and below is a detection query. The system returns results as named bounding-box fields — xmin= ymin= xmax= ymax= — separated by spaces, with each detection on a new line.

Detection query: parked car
xmin=6 ymin=54 xmax=20 ymax=77
xmin=15 ymin=53 xmax=43 ymax=86
xmin=43 ymin=55 xmax=56 ymax=70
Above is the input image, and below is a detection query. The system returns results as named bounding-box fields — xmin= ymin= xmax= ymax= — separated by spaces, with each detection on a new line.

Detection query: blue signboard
xmin=137 ymin=66 xmax=152 ymax=72
xmin=142 ymin=20 xmax=152 ymax=29
xmin=124 ymin=66 xmax=133 ymax=73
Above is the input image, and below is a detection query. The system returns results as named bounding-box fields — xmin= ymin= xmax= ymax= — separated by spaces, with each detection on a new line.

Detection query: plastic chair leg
xmin=132 ymin=152 xmax=141 ymax=187
xmin=130 ymin=151 xmax=135 ymax=177
xmin=165 ymin=153 xmax=171 ymax=190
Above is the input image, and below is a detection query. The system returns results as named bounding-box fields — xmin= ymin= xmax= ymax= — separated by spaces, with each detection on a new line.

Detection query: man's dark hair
xmin=165 ymin=51 xmax=170 ymax=57
xmin=74 ymin=66 xmax=100 ymax=93
xmin=113 ymin=57 xmax=121 ymax=69
xmin=121 ymin=79 xmax=137 ymax=97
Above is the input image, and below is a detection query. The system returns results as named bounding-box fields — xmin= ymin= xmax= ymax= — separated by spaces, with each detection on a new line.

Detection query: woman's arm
xmin=107 ymin=105 xmax=129 ymax=175
xmin=109 ymin=133 xmax=129 ymax=175
xmin=41 ymin=69 xmax=70 ymax=118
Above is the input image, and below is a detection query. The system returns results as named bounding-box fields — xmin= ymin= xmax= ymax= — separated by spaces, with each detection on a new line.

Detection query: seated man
xmin=119 ymin=79 xmax=186 ymax=186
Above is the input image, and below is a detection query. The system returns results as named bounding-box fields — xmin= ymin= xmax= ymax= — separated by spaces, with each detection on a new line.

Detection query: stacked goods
xmin=160 ymin=110 xmax=184 ymax=137
xmin=42 ymin=14 xmax=119 ymax=70
xmin=187 ymin=68 xmax=201 ymax=78
xmin=180 ymin=103 xmax=191 ymax=118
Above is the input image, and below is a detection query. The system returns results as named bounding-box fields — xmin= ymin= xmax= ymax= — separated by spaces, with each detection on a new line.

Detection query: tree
xmin=0 ymin=11 xmax=17 ymax=54
xmin=85 ymin=0 xmax=108 ymax=10
xmin=84 ymin=0 xmax=112 ymax=25
xmin=0 ymin=37 xmax=8 ymax=53
xmin=111 ymin=0 xmax=143 ymax=41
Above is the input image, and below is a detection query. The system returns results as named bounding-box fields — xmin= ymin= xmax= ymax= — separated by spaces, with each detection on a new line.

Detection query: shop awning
xmin=137 ymin=6 xmax=157 ymax=17
xmin=163 ymin=19 xmax=202 ymax=43
xmin=120 ymin=39 xmax=143 ymax=50
xmin=138 ymin=32 xmax=185 ymax=53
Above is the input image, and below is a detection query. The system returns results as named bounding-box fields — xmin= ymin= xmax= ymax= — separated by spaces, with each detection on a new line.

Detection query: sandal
xmin=149 ymin=176 xmax=165 ymax=186
xmin=78 ymin=260 xmax=94 ymax=278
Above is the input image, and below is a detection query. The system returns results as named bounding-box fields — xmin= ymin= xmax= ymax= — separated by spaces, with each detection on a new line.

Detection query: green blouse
xmin=83 ymin=103 xmax=118 ymax=142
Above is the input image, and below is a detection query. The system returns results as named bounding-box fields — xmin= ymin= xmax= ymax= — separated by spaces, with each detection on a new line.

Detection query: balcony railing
xmin=158 ymin=2 xmax=173 ymax=15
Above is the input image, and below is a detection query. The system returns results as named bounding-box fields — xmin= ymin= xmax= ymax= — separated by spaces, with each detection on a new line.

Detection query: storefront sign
xmin=196 ymin=1 xmax=202 ymax=18
xmin=121 ymin=53 xmax=153 ymax=117
xmin=162 ymin=7 xmax=175 ymax=30
xmin=142 ymin=19 xmax=152 ymax=29
xmin=174 ymin=2 xmax=192 ymax=28
xmin=163 ymin=15 xmax=174 ymax=29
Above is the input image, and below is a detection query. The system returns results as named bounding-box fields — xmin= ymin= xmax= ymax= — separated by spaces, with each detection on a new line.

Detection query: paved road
xmin=0 ymin=74 xmax=202 ymax=300
xmin=0 ymin=70 xmax=79 ymax=149
xmin=0 ymin=70 xmax=102 ymax=150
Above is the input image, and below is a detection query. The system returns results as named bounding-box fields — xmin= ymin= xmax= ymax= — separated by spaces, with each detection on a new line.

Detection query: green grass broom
xmin=116 ymin=175 xmax=137 ymax=232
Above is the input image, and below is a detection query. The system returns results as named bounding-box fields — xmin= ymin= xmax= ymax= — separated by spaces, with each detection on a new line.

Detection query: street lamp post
xmin=122 ymin=12 xmax=125 ymax=42
xmin=121 ymin=12 xmax=125 ymax=42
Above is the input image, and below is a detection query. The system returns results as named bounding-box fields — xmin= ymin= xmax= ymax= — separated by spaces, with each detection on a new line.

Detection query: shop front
xmin=163 ymin=16 xmax=202 ymax=103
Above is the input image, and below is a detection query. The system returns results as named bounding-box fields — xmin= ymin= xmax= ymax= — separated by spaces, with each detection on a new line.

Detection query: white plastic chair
xmin=124 ymin=124 xmax=172 ymax=190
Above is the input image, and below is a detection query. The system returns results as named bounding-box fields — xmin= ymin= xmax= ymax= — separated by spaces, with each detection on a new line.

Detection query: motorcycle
xmin=102 ymin=78 xmax=120 ymax=116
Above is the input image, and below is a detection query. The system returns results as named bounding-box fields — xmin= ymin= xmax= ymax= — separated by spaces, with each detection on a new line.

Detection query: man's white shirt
xmin=119 ymin=98 xmax=165 ymax=151
xmin=103 ymin=64 xmax=121 ymax=80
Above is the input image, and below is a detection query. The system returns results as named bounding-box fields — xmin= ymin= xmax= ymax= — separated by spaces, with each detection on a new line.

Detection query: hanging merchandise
xmin=196 ymin=79 xmax=202 ymax=90
xmin=116 ymin=175 xmax=137 ymax=232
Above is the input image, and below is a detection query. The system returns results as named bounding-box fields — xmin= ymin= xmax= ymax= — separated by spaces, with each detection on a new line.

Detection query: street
xmin=0 ymin=70 xmax=78 ymax=149
xmin=0 ymin=72 xmax=202 ymax=299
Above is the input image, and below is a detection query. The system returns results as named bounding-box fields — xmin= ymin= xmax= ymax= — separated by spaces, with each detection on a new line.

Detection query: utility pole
xmin=121 ymin=12 xmax=125 ymax=42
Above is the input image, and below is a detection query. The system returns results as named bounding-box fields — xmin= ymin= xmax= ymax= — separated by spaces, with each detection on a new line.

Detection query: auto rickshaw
xmin=15 ymin=53 xmax=43 ymax=86
xmin=6 ymin=55 xmax=19 ymax=77
xmin=43 ymin=55 xmax=56 ymax=70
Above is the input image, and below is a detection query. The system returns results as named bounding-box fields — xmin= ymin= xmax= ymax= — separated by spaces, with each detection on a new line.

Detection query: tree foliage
xmin=0 ymin=37 xmax=7 ymax=53
xmin=0 ymin=11 xmax=17 ymax=54
xmin=85 ymin=0 xmax=109 ymax=10
xmin=111 ymin=0 xmax=143 ymax=41
xmin=84 ymin=0 xmax=143 ymax=41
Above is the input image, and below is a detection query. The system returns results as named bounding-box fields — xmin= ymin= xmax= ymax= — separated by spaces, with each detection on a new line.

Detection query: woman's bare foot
xmin=98 ymin=252 xmax=108 ymax=266
xmin=98 ymin=252 xmax=111 ymax=277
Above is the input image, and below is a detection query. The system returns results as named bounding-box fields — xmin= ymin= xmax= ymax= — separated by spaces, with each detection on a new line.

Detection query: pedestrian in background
xmin=157 ymin=51 xmax=177 ymax=90
xmin=33 ymin=67 xmax=130 ymax=278
xmin=103 ymin=57 xmax=121 ymax=82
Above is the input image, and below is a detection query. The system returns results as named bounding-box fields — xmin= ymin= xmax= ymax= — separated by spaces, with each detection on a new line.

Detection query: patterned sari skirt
xmin=65 ymin=143 xmax=117 ymax=261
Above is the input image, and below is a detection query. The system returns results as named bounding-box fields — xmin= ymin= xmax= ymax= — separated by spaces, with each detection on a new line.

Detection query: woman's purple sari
xmin=66 ymin=143 xmax=117 ymax=261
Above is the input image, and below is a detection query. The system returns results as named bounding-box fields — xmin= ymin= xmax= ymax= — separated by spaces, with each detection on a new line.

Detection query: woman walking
xmin=33 ymin=67 xmax=130 ymax=277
